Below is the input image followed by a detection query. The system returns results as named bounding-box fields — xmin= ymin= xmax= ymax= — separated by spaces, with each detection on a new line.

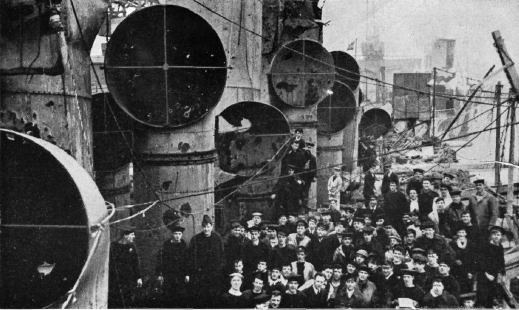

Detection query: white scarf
xmin=457 ymin=238 xmax=467 ymax=249
xmin=229 ymin=288 xmax=242 ymax=296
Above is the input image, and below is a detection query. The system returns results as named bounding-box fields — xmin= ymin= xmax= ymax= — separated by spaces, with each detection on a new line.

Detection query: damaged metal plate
xmin=270 ymin=39 xmax=335 ymax=108
xmin=217 ymin=101 xmax=291 ymax=177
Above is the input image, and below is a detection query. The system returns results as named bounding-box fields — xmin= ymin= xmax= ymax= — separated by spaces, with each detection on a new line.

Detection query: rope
xmin=60 ymin=202 xmax=116 ymax=309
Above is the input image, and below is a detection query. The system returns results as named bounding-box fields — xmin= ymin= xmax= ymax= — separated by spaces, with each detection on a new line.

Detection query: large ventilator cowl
xmin=0 ymin=130 xmax=110 ymax=309
xmin=270 ymin=39 xmax=335 ymax=108
xmin=104 ymin=5 xmax=227 ymax=128
xmin=331 ymin=51 xmax=360 ymax=92
xmin=317 ymin=82 xmax=357 ymax=134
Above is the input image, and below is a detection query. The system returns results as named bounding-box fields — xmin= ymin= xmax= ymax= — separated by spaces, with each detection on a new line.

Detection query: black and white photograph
xmin=1 ymin=0 xmax=519 ymax=308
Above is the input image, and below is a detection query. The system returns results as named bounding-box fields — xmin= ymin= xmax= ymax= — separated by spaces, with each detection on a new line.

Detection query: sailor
xmin=391 ymin=269 xmax=425 ymax=308
xmin=281 ymin=139 xmax=306 ymax=174
xmin=476 ymin=225 xmax=506 ymax=308
xmin=407 ymin=168 xmax=424 ymax=195
xmin=459 ymin=291 xmax=477 ymax=308
xmin=189 ymin=215 xmax=225 ymax=308
xmin=279 ymin=273 xmax=309 ymax=308
xmin=381 ymin=162 xmax=399 ymax=195
xmin=363 ymin=164 xmax=377 ymax=206
xmin=271 ymin=165 xmax=305 ymax=216
xmin=242 ymin=225 xmax=272 ymax=277
xmin=418 ymin=177 xmax=439 ymax=222
xmin=156 ymin=225 xmax=190 ymax=307
xmin=443 ymin=172 xmax=456 ymax=185
xmin=328 ymin=166 xmax=343 ymax=205
xmin=467 ymin=179 xmax=499 ymax=242
xmin=108 ymin=225 xmax=142 ymax=308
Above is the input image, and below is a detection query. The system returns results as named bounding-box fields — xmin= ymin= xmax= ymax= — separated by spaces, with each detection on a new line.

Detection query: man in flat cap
xmin=407 ymin=168 xmax=424 ymax=195
xmin=291 ymin=246 xmax=316 ymax=282
xmin=108 ymin=225 xmax=142 ymax=308
xmin=189 ymin=215 xmax=225 ymax=308
xmin=333 ymin=273 xmax=365 ymax=308
xmin=156 ymin=226 xmax=189 ymax=307
xmin=356 ymin=265 xmax=378 ymax=307
xmin=447 ymin=190 xmax=464 ymax=234
xmin=287 ymin=219 xmax=312 ymax=249
xmin=381 ymin=162 xmax=399 ymax=195
xmin=467 ymin=179 xmax=498 ymax=242
xmin=332 ymin=231 xmax=356 ymax=269
xmin=415 ymin=221 xmax=454 ymax=262
xmin=357 ymin=226 xmax=384 ymax=259
xmin=443 ymin=172 xmax=456 ymax=186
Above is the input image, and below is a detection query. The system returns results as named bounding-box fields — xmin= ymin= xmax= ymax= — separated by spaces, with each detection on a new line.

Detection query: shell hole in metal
xmin=270 ymin=39 xmax=335 ymax=108
xmin=104 ymin=5 xmax=227 ymax=128
xmin=317 ymin=82 xmax=356 ymax=134
xmin=0 ymin=131 xmax=89 ymax=308
xmin=217 ymin=102 xmax=291 ymax=177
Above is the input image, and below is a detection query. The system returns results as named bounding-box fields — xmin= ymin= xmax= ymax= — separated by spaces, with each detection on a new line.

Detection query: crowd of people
xmin=108 ymin=129 xmax=509 ymax=309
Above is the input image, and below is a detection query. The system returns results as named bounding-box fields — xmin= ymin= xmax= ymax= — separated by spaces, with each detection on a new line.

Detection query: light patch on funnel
xmin=218 ymin=117 xmax=252 ymax=133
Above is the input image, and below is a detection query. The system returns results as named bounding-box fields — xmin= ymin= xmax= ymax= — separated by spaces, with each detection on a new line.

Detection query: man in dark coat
xmin=381 ymin=163 xmax=399 ymax=195
xmin=189 ymin=215 xmax=225 ymax=308
xmin=391 ymin=269 xmax=425 ymax=308
xmin=307 ymin=223 xmax=328 ymax=271
xmin=333 ymin=274 xmax=365 ymax=308
xmin=415 ymin=221 xmax=454 ymax=262
xmin=377 ymin=260 xmax=400 ymax=307
xmin=301 ymin=273 xmax=328 ymax=308
xmin=476 ymin=226 xmax=506 ymax=308
xmin=301 ymin=143 xmax=317 ymax=198
xmin=223 ymin=221 xmax=245 ymax=275
xmin=271 ymin=165 xmax=305 ymax=216
xmin=422 ymin=278 xmax=459 ymax=308
xmin=108 ymin=226 xmax=142 ymax=308
xmin=384 ymin=180 xmax=408 ymax=232
xmin=271 ymin=230 xmax=296 ymax=269
xmin=418 ymin=178 xmax=439 ymax=222
xmin=363 ymin=165 xmax=377 ymax=206
xmin=242 ymin=226 xmax=272 ymax=277
xmin=447 ymin=190 xmax=465 ymax=234
xmin=291 ymin=128 xmax=306 ymax=149
xmin=280 ymin=274 xmax=309 ymax=308
xmin=156 ymin=226 xmax=190 ymax=307
xmin=281 ymin=140 xmax=307 ymax=175
xmin=407 ymin=168 xmax=424 ymax=195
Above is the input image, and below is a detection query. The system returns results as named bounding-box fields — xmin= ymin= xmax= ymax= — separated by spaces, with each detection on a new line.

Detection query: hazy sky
xmin=322 ymin=0 xmax=519 ymax=87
